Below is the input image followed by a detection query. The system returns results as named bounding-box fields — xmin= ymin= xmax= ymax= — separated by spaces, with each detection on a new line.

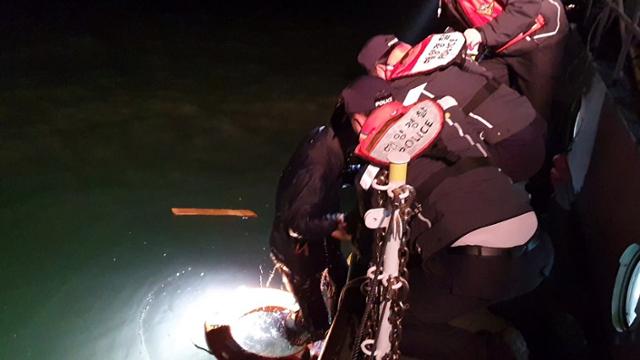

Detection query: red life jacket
xmin=386 ymin=32 xmax=466 ymax=80
xmin=457 ymin=0 xmax=505 ymax=27
xmin=355 ymin=100 xmax=445 ymax=166
xmin=453 ymin=0 xmax=545 ymax=53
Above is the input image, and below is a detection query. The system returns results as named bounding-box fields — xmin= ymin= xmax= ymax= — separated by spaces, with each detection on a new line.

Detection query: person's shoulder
xmin=436 ymin=65 xmax=488 ymax=91
xmin=391 ymin=74 xmax=431 ymax=90
xmin=293 ymin=126 xmax=331 ymax=149
xmin=312 ymin=125 xmax=333 ymax=138
xmin=294 ymin=125 xmax=339 ymax=162
xmin=306 ymin=125 xmax=337 ymax=148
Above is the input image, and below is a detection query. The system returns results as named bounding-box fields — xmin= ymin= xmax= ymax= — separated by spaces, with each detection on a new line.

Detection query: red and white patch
xmin=355 ymin=100 xmax=445 ymax=165
xmin=386 ymin=32 xmax=466 ymax=80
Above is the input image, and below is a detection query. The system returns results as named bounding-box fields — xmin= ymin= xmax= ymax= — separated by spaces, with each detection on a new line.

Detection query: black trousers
xmin=271 ymin=237 xmax=348 ymax=338
xmin=400 ymin=231 xmax=554 ymax=360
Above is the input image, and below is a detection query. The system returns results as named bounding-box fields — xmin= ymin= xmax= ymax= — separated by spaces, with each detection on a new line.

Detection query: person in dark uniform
xmin=399 ymin=148 xmax=554 ymax=360
xmin=341 ymin=76 xmax=555 ymax=359
xmin=439 ymin=0 xmax=570 ymax=126
xmin=357 ymin=34 xmax=547 ymax=182
xmin=269 ymin=76 xmax=401 ymax=346
xmin=439 ymin=0 xmax=570 ymax=207
xmin=269 ymin=117 xmax=354 ymax=343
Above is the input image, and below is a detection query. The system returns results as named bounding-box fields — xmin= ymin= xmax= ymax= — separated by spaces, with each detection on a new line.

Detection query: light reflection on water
xmin=136 ymin=266 xmax=294 ymax=360
xmin=137 ymin=265 xmax=211 ymax=360
xmin=0 ymin=182 xmax=279 ymax=360
xmin=230 ymin=304 xmax=303 ymax=358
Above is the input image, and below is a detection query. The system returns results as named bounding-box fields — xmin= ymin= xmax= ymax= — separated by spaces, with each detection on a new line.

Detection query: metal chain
xmin=355 ymin=170 xmax=416 ymax=360
xmin=385 ymin=185 xmax=415 ymax=360
xmin=353 ymin=170 xmax=389 ymax=360
xmin=355 ymin=226 xmax=387 ymax=359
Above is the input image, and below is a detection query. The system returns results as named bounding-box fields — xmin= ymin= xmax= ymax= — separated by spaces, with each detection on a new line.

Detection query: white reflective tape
xmin=437 ymin=96 xmax=458 ymax=110
xmin=533 ymin=0 xmax=562 ymax=40
xmin=475 ymin=143 xmax=489 ymax=157
xmin=453 ymin=123 xmax=464 ymax=137
xmin=359 ymin=165 xmax=380 ymax=190
xmin=468 ymin=112 xmax=494 ymax=128
xmin=402 ymin=83 xmax=428 ymax=105
xmin=421 ymin=89 xmax=435 ymax=98
xmin=464 ymin=134 xmax=475 ymax=145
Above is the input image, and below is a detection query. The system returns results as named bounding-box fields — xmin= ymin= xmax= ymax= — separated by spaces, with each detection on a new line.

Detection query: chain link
xmin=355 ymin=170 xmax=416 ymax=360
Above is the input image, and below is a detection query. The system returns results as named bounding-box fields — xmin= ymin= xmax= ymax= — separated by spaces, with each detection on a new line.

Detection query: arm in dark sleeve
xmin=478 ymin=0 xmax=542 ymax=47
xmin=289 ymin=210 xmax=340 ymax=242
xmin=285 ymin=168 xmax=339 ymax=243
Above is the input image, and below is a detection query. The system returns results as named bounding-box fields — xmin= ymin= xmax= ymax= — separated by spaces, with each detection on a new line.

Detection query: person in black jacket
xmin=268 ymin=79 xmax=392 ymax=343
xmin=357 ymin=34 xmax=547 ymax=183
xmin=440 ymin=0 xmax=569 ymax=126
xmin=269 ymin=121 xmax=352 ymax=343
xmin=342 ymin=75 xmax=554 ymax=359
xmin=399 ymin=144 xmax=554 ymax=360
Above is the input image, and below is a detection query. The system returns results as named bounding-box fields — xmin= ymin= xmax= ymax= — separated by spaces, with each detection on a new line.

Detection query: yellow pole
xmin=388 ymin=152 xmax=410 ymax=189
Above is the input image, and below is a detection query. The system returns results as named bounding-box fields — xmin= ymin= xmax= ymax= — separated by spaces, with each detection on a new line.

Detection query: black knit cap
xmin=357 ymin=34 xmax=399 ymax=72
xmin=341 ymin=76 xmax=393 ymax=115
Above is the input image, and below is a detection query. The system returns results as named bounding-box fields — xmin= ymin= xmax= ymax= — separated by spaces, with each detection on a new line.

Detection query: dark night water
xmin=0 ymin=3 xmax=426 ymax=359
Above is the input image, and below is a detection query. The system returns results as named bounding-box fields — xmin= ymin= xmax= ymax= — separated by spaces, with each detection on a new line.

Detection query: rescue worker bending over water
xmin=268 ymin=103 xmax=358 ymax=344
xmin=269 ymin=75 xmax=404 ymax=349
xmin=342 ymin=76 xmax=554 ymax=359
xmin=357 ymin=33 xmax=547 ymax=182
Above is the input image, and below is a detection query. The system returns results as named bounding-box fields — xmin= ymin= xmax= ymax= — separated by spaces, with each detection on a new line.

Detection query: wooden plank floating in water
xmin=171 ymin=208 xmax=258 ymax=218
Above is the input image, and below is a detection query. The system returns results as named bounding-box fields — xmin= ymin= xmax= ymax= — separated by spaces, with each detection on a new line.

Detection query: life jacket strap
xmin=461 ymin=78 xmax=501 ymax=114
